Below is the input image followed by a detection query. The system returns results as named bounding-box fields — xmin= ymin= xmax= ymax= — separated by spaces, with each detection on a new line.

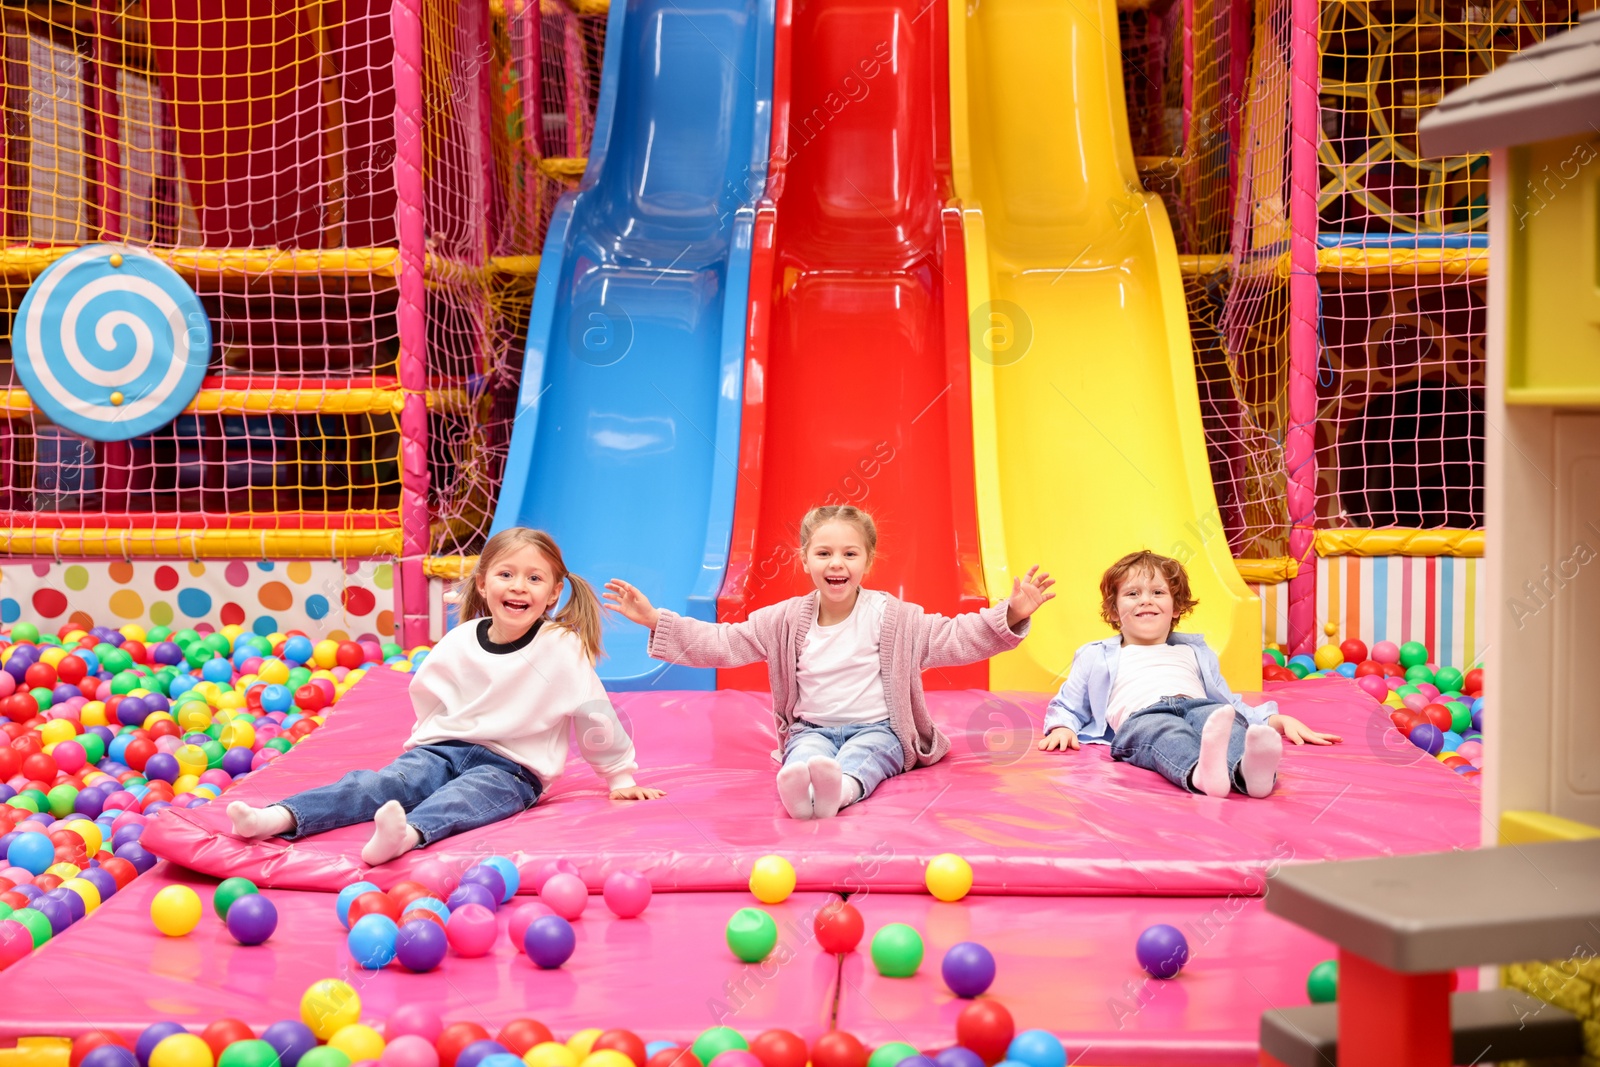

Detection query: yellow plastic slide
xmin=951 ymin=0 xmax=1263 ymax=693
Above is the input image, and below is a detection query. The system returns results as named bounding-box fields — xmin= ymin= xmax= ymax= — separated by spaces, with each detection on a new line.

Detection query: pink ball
xmin=602 ymin=869 xmax=652 ymax=918
xmin=47 ymin=703 xmax=83 ymax=723
xmin=1417 ymin=683 xmax=1440 ymax=700
xmin=445 ymin=902 xmax=498 ymax=957
xmin=383 ymin=1004 xmax=444 ymax=1044
xmin=0 ymin=867 xmax=33 ymax=887
xmin=0 ymin=919 xmax=32 ymax=968
xmin=95 ymin=681 xmax=112 ymax=700
xmin=1402 ymin=693 xmax=1429 ymax=712
xmin=1456 ymin=740 xmax=1483 ymax=763
xmin=110 ymin=810 xmax=148 ymax=834
xmin=381 ymin=1035 xmax=440 ymax=1067
xmin=409 ymin=857 xmax=462 ymax=898
xmin=0 ymin=673 xmax=14 ymax=699
xmin=1356 ymin=675 xmax=1389 ymax=701
xmin=359 ymin=641 xmax=384 ymax=664
xmin=199 ymin=770 xmax=233 ymax=789
xmin=709 ymin=1053 xmax=763 ymax=1067
xmin=1372 ymin=640 xmax=1400 ymax=664
xmin=332 ymin=668 xmax=350 ymax=681
xmin=154 ymin=736 xmax=184 ymax=755
xmin=508 ymin=901 xmax=554 ymax=953
xmin=50 ymin=741 xmax=86 ymax=774
xmin=539 ymin=872 xmax=588 ymax=921
xmin=312 ymin=678 xmax=337 ymax=702
xmin=527 ymin=859 xmax=580 ymax=893
xmin=1385 ymin=676 xmax=1406 ymax=690
xmin=251 ymin=749 xmax=281 ymax=770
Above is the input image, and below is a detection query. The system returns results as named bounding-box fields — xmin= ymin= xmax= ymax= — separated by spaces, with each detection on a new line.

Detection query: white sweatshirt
xmin=404 ymin=618 xmax=638 ymax=789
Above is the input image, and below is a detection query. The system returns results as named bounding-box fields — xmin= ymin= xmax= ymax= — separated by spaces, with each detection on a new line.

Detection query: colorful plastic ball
xmin=446 ymin=902 xmax=498 ymax=957
xmin=925 ymin=853 xmax=974 ymax=902
xmin=405 ymin=897 xmax=452 ymax=925
xmin=460 ymin=865 xmax=507 ymax=906
xmin=213 ymin=876 xmax=260 ymax=920
xmin=726 ymin=907 xmax=778 ymax=962
xmin=1003 ymin=1033 xmax=1063 ymax=1067
xmin=349 ymin=891 xmax=402 ymax=927
xmin=1136 ymin=923 xmax=1189 ymax=979
xmin=1398 ymin=641 xmax=1430 ymax=668
xmin=199 ymin=1021 xmax=255 ymax=1061
xmin=689 ymin=1031 xmax=746 ymax=1067
xmin=523 ymin=914 xmax=576 ymax=969
xmin=808 ymin=1033 xmax=865 ymax=1067
xmin=537 ymin=871 xmax=587 ymax=920
xmin=227 ymin=893 xmax=278 ymax=945
xmin=496 ymin=1022 xmax=554 ymax=1059
xmin=1408 ymin=723 xmax=1444 ymax=755
xmin=1307 ymin=959 xmax=1338 ymax=1003
xmin=481 ymin=856 xmax=521 ymax=902
xmin=864 ymin=1044 xmax=916 ymax=1067
xmin=348 ymin=913 xmax=401 ymax=968
xmin=870 ymin=923 xmax=924 ymax=977
xmin=437 ymin=1026 xmax=493 ymax=1067
xmin=932 ymin=1051 xmax=982 ymax=1067
xmin=6 ymin=832 xmax=54 ymax=876
xmin=508 ymin=902 xmax=554 ymax=952
xmin=300 ymin=979 xmax=361 ymax=1040
xmin=260 ymin=1022 xmax=318 ymax=1067
xmin=525 ymin=1047 xmax=578 ymax=1067
xmin=384 ymin=1006 xmax=444 ymax=1045
xmin=956 ymin=1000 xmax=1015 ymax=1066
xmin=941 ymin=941 xmax=996 ymax=997
xmin=1356 ymin=674 xmax=1389 ymax=701
xmin=395 ymin=919 xmax=448 ymax=972
xmin=813 ymin=900 xmax=864 ymax=954
xmin=588 ymin=1034 xmax=644 ymax=1067
xmin=602 ymin=869 xmax=652 ymax=918
xmin=742 ymin=1032 xmax=805 ymax=1067
xmin=447 ymin=883 xmax=500 ymax=915
xmin=380 ymin=1037 xmax=439 ymax=1067
xmin=707 ymin=1054 xmax=760 ymax=1067
xmin=748 ymin=855 xmax=795 ymax=904
xmin=328 ymin=1025 xmax=385 ymax=1064
xmin=1312 ymin=645 xmax=1343 ymax=671
xmin=218 ymin=1043 xmax=282 ymax=1067
xmin=149 ymin=1034 xmax=213 ymax=1067
xmin=151 ymin=885 xmax=202 ymax=936
xmin=83 ymin=1049 xmax=139 ymax=1067
xmin=136 ymin=1024 xmax=189 ymax=1067
xmin=296 ymin=1050 xmax=349 ymax=1067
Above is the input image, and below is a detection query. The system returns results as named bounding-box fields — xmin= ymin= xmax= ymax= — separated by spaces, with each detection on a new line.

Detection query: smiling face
xmin=477 ymin=543 xmax=561 ymax=642
xmin=1116 ymin=567 xmax=1176 ymax=645
xmin=803 ymin=519 xmax=873 ymax=617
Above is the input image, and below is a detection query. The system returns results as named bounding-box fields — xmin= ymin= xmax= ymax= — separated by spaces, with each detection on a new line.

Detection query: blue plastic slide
xmin=490 ymin=0 xmax=774 ymax=688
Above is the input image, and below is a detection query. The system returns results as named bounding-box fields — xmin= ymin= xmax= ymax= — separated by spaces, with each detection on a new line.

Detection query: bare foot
xmin=228 ymin=802 xmax=294 ymax=839
xmin=360 ymin=800 xmax=421 ymax=865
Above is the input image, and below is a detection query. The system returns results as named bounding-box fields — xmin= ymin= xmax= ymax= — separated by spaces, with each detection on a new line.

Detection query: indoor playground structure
xmin=0 ymin=0 xmax=1595 ymax=1064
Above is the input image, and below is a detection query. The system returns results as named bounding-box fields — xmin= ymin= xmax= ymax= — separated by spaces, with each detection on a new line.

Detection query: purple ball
xmin=79 ymin=867 xmax=117 ymax=901
xmin=13 ymin=884 xmax=43 ymax=904
xmin=226 ymin=894 xmax=278 ymax=945
xmin=447 ymin=882 xmax=499 ymax=913
xmin=934 ymin=1049 xmax=986 ymax=1067
xmin=261 ymin=1021 xmax=317 ymax=1067
xmin=221 ymin=747 xmax=255 ymax=777
xmin=456 ymin=1042 xmax=510 ymax=1067
xmin=143 ymin=753 xmax=180 ymax=784
xmin=116 ymin=697 xmax=150 ymax=727
xmin=144 ymin=801 xmax=172 ymax=815
xmin=81 ymin=1046 xmax=138 ymax=1067
xmin=143 ymin=694 xmax=171 ymax=714
xmin=136 ymin=1023 xmax=188 ymax=1066
xmin=51 ymin=684 xmax=81 ymax=705
xmin=460 ymin=864 xmax=507 ymax=905
xmin=112 ymin=824 xmax=145 ymax=850
xmin=89 ymin=725 xmax=116 ymax=747
xmin=4 ymin=660 xmax=29 ymax=684
xmin=523 ymin=914 xmax=575 ymax=969
xmin=0 ymin=832 xmax=16 ymax=856
xmin=151 ymin=643 xmax=185 ymax=667
xmin=74 ymin=790 xmax=107 ymax=818
xmin=33 ymin=894 xmax=75 ymax=934
xmin=1136 ymin=923 xmax=1190 ymax=979
xmin=0 ymin=786 xmax=15 ymax=804
xmin=114 ymin=841 xmax=157 ymax=874
xmin=940 ymin=941 xmax=996 ymax=998
xmin=1408 ymin=723 xmax=1444 ymax=756
xmin=395 ymin=918 xmax=449 ymax=972
xmin=45 ymin=887 xmax=85 ymax=922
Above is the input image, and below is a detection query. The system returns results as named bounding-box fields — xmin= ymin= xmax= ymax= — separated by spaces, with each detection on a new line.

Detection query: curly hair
xmin=1099 ymin=550 xmax=1199 ymax=631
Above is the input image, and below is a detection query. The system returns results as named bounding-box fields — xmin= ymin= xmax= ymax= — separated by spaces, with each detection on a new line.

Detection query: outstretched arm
xmin=1005 ymin=566 xmax=1056 ymax=629
xmin=607 ymin=578 xmax=770 ymax=669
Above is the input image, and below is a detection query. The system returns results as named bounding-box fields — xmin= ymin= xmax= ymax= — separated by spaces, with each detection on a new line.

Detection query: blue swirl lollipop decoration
xmin=13 ymin=244 xmax=211 ymax=441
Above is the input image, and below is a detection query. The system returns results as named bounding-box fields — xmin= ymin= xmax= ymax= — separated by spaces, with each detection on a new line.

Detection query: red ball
xmin=21 ymin=752 xmax=57 ymax=783
xmin=749 ymin=1031 xmax=807 ymax=1067
xmin=23 ymin=663 xmax=57 ymax=690
xmin=335 ymin=642 xmax=365 ymax=670
xmin=1338 ymin=639 xmax=1368 ymax=664
xmin=1463 ymin=668 xmax=1483 ymax=695
xmin=1381 ymin=663 xmax=1407 ymax=678
xmin=200 ymin=1019 xmax=255 ymax=1058
xmin=293 ymin=685 xmax=326 ymax=713
xmin=1390 ymin=709 xmax=1424 ymax=733
xmin=813 ymin=901 xmax=864 ymax=955
xmin=77 ymin=680 xmax=100 ymax=700
xmin=287 ymin=720 xmax=320 ymax=741
xmin=495 ymin=1020 xmax=554 ymax=1057
xmin=121 ymin=641 xmax=148 ymax=665
xmin=55 ymin=657 xmax=87 ymax=686
xmin=1421 ymin=704 xmax=1453 ymax=732
xmin=149 ymin=719 xmax=181 ymax=740
xmin=387 ymin=881 xmax=438 ymax=911
xmin=122 ymin=739 xmax=156 ymax=772
xmin=11 ymin=734 xmax=42 ymax=757
xmin=955 ymin=1000 xmax=1015 ymax=1065
xmin=1262 ymin=665 xmax=1297 ymax=682
xmin=0 ymin=891 xmax=28 ymax=911
xmin=0 ymin=748 xmax=19 ymax=780
xmin=592 ymin=1031 xmax=646 ymax=1067
xmin=809 ymin=1033 xmax=866 ymax=1067
xmin=33 ymin=873 xmax=62 ymax=891
xmin=69 ymin=1031 xmax=129 ymax=1067
xmin=644 ymin=1052 xmax=694 ymax=1067
xmin=349 ymin=890 xmax=401 ymax=926
xmin=1353 ymin=660 xmax=1384 ymax=678
xmin=436 ymin=1023 xmax=492 ymax=1067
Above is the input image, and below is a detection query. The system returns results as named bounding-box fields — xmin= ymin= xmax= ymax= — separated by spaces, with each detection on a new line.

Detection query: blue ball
xmin=6 ymin=831 xmax=55 ymax=876
xmin=403 ymin=897 xmax=451 ymax=923
xmin=283 ymin=636 xmax=314 ymax=664
xmin=645 ymin=1044 xmax=678 ymax=1060
xmin=168 ymin=675 xmax=199 ymax=699
xmin=335 ymin=880 xmax=382 ymax=929
xmin=1441 ymin=730 xmax=1464 ymax=753
xmin=456 ymin=1042 xmax=511 ymax=1067
xmin=524 ymin=915 xmax=576 ymax=969
xmin=347 ymin=913 xmax=399 ymax=970
xmin=260 ymin=1021 xmax=318 ymax=1067
xmin=1135 ymin=923 xmax=1189 ymax=979
xmin=260 ymin=684 xmax=293 ymax=713
xmin=201 ymin=658 xmax=234 ymax=684
xmin=1334 ymin=663 xmax=1357 ymax=678
xmin=482 ymin=855 xmax=521 ymax=902
xmin=1288 ymin=654 xmax=1316 ymax=672
xmin=477 ymin=1056 xmax=524 ymax=1067
xmin=395 ymin=918 xmax=449 ymax=972
xmin=73 ymin=650 xmax=100 ymax=675
xmin=135 ymin=1024 xmax=188 ymax=1067
xmin=1005 ymin=1032 xmax=1065 ymax=1067
xmin=941 ymin=941 xmax=996 ymax=998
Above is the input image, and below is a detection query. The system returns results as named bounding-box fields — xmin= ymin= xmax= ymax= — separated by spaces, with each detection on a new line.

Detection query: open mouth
xmin=824 ymin=576 xmax=850 ymax=588
xmin=501 ymin=599 xmax=531 ymax=613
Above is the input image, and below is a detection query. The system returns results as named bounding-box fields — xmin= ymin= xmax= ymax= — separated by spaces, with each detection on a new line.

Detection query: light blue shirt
xmin=1043 ymin=632 xmax=1278 ymax=744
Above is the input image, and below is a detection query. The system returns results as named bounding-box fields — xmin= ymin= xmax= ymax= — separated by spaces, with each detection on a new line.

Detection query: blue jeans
xmin=277 ymin=741 xmax=543 ymax=847
xmin=783 ymin=720 xmax=905 ymax=800
xmin=1110 ymin=696 xmax=1247 ymax=793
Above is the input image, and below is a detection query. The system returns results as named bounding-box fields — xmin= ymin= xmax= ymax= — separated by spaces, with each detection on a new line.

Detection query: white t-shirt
xmin=794 ymin=589 xmax=891 ymax=727
xmin=405 ymin=618 xmax=638 ymax=789
xmin=1105 ymin=642 xmax=1208 ymax=731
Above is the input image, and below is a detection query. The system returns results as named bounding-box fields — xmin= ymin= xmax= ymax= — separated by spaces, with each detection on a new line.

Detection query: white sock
xmin=1190 ymin=706 xmax=1235 ymax=799
xmin=808 ymin=757 xmax=845 ymax=819
xmin=1241 ymin=724 xmax=1283 ymax=798
xmin=776 ymin=762 xmax=814 ymax=819
xmin=839 ymin=775 xmax=863 ymax=809
xmin=228 ymin=802 xmax=294 ymax=839
xmin=361 ymin=800 xmax=421 ymax=865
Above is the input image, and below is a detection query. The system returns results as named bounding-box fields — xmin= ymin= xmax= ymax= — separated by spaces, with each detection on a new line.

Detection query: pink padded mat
xmin=143 ymin=671 xmax=1479 ymax=895
xmin=833 ymin=894 xmax=1476 ymax=1067
xmin=0 ymin=861 xmax=839 ymax=1042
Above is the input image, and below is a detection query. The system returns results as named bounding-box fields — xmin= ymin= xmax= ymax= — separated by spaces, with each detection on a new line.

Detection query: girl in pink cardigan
xmin=605 ymin=505 xmax=1054 ymax=818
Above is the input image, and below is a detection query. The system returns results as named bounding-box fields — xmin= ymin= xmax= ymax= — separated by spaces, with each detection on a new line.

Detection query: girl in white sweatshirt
xmin=227 ymin=528 xmax=664 ymax=865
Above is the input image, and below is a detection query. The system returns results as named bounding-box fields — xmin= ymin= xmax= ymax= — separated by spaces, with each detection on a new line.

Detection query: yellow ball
xmin=220 ymin=722 xmax=257 ymax=749
xmin=60 ymin=877 xmax=102 ymax=913
xmin=258 ymin=660 xmax=290 ymax=685
xmin=301 ymin=978 xmax=362 ymax=1040
xmin=65 ymin=820 xmax=102 ymax=854
xmin=566 ymin=1030 xmax=602 ymax=1059
xmin=80 ymin=701 xmax=108 ymax=727
xmin=151 ymin=885 xmax=202 ymax=936
xmin=313 ymin=640 xmax=339 ymax=669
xmin=45 ymin=862 xmax=81 ymax=880
xmin=39 ymin=720 xmax=76 ymax=746
xmin=580 ymin=1053 xmax=634 ymax=1067
xmin=130 ymin=687 xmax=152 ymax=699
xmin=1313 ymin=644 xmax=1344 ymax=671
xmin=173 ymin=774 xmax=201 ymax=795
xmin=524 ymin=1045 xmax=579 ymax=1067
xmin=347 ymin=668 xmax=366 ymax=685
xmin=1323 ymin=622 xmax=1338 ymax=636
xmin=748 ymin=855 xmax=797 ymax=904
xmin=39 ymin=647 xmax=68 ymax=667
xmin=120 ymin=624 xmax=148 ymax=642
xmin=215 ymin=690 xmax=246 ymax=711
xmin=221 ymin=624 xmax=245 ymax=645
xmin=175 ymin=744 xmax=208 ymax=778
xmin=149 ymin=1033 xmax=213 ymax=1067
xmin=328 ymin=1024 xmax=385 ymax=1062
xmin=925 ymin=853 xmax=974 ymax=902
xmin=142 ymin=712 xmax=175 ymax=732
xmin=176 ymin=705 xmax=214 ymax=732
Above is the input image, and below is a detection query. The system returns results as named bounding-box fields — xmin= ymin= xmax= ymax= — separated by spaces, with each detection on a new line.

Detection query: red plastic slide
xmin=718 ymin=0 xmax=987 ymax=689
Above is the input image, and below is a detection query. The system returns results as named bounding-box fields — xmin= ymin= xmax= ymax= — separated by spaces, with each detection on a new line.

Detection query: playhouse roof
xmin=1418 ymin=8 xmax=1600 ymax=156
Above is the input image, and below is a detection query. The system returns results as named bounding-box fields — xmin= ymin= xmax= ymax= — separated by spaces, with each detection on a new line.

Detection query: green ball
xmin=1404 ymin=665 xmax=1435 ymax=685
xmin=204 ymin=634 xmax=233 ymax=656
xmin=266 ymin=737 xmax=293 ymax=754
xmin=10 ymin=622 xmax=40 ymax=643
xmin=6 ymin=795 xmax=40 ymax=814
xmin=20 ymin=789 xmax=49 ymax=810
xmin=42 ymin=636 xmax=62 ymax=646
xmin=870 ymin=923 xmax=924 ymax=977
xmin=185 ymin=647 xmax=214 ymax=669
xmin=110 ymin=672 xmax=144 ymax=697
xmin=867 ymin=1045 xmax=919 ymax=1067
xmin=205 ymin=725 xmax=225 ymax=741
xmin=0 ymin=901 xmax=13 ymax=922
xmin=46 ymin=785 xmax=78 ymax=817
xmin=1398 ymin=641 xmax=1429 ymax=668
xmin=218 ymin=1041 xmax=282 ymax=1067
xmin=725 ymin=907 xmax=778 ymax=962
xmin=1307 ymin=959 xmax=1338 ymax=1003
xmin=147 ymin=626 xmax=174 ymax=643
xmin=1396 ymin=684 xmax=1419 ymax=697
xmin=29 ymin=687 xmax=53 ymax=712
xmin=173 ymin=629 xmax=200 ymax=647
xmin=77 ymin=734 xmax=106 ymax=765
xmin=1449 ymin=702 xmax=1472 ymax=733
xmin=1288 ymin=662 xmax=1310 ymax=679
xmin=381 ymin=642 xmax=403 ymax=660
xmin=201 ymin=740 xmax=227 ymax=768
xmin=1263 ymin=647 xmax=1286 ymax=666
xmin=287 ymin=667 xmax=313 ymax=689
xmin=249 ymin=637 xmax=274 ymax=657
xmin=691 ymin=1028 xmax=748 ymax=1066
xmin=9 ymin=907 xmax=52 ymax=947
xmin=297 ymin=1050 xmax=350 ymax=1067
xmin=123 ymin=777 xmax=149 ymax=789
xmin=99 ymin=647 xmax=134 ymax=674
xmin=1433 ymin=667 xmax=1464 ymax=693
xmin=213 ymin=876 xmax=260 ymax=920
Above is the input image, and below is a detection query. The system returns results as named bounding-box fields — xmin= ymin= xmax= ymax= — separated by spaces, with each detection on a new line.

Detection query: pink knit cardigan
xmin=647 ymin=592 xmax=1029 ymax=770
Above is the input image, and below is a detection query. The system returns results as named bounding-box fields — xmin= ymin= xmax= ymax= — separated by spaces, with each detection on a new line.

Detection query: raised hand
xmin=603 ymin=579 xmax=661 ymax=630
xmin=1007 ymin=565 xmax=1056 ymax=628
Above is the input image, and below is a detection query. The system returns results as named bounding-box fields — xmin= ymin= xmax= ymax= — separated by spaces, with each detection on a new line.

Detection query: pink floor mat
xmin=142 ymin=671 xmax=1479 ymax=896
xmin=0 ymin=861 xmax=840 ymax=1042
